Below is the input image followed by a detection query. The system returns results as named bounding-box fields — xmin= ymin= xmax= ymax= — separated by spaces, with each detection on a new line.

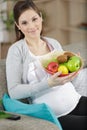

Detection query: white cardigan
xmin=6 ymin=37 xmax=62 ymax=99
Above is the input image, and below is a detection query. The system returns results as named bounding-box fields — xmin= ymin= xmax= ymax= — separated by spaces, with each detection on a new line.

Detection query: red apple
xmin=47 ymin=62 xmax=59 ymax=74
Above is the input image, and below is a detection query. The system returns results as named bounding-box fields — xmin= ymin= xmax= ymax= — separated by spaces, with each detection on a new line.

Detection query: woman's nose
xmin=28 ymin=22 xmax=35 ymax=29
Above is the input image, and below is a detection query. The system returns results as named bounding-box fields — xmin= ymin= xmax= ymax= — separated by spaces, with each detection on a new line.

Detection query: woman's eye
xmin=32 ymin=18 xmax=38 ymax=22
xmin=21 ymin=21 xmax=27 ymax=25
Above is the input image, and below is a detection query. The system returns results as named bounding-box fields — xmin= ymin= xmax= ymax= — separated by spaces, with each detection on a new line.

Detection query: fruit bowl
xmin=40 ymin=50 xmax=83 ymax=77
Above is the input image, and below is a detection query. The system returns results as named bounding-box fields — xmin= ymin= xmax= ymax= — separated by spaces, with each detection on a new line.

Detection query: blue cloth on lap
xmin=2 ymin=93 xmax=63 ymax=130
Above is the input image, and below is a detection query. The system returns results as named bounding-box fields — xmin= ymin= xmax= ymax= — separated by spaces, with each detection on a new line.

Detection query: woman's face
xmin=16 ymin=9 xmax=42 ymax=39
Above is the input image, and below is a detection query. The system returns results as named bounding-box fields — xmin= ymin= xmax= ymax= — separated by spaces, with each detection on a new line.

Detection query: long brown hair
xmin=13 ymin=0 xmax=42 ymax=41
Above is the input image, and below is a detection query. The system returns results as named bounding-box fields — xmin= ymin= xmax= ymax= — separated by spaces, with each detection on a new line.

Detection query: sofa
xmin=0 ymin=59 xmax=60 ymax=130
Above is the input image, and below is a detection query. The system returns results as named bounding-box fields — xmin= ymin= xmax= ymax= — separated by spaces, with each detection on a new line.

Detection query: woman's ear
xmin=15 ymin=22 xmax=20 ymax=30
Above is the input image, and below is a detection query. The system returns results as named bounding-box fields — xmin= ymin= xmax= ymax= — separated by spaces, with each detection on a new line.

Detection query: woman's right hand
xmin=47 ymin=71 xmax=79 ymax=87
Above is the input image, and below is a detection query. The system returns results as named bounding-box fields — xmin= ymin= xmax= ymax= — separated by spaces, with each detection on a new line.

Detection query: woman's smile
xmin=28 ymin=28 xmax=38 ymax=34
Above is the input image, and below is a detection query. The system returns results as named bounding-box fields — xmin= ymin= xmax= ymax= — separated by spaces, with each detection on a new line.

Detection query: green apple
xmin=62 ymin=62 xmax=68 ymax=68
xmin=67 ymin=56 xmax=81 ymax=72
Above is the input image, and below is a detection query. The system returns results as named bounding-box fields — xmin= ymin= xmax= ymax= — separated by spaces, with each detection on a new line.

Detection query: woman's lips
xmin=28 ymin=29 xmax=38 ymax=33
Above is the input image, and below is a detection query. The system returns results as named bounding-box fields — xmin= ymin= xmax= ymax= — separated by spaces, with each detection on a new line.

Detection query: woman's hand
xmin=48 ymin=71 xmax=79 ymax=87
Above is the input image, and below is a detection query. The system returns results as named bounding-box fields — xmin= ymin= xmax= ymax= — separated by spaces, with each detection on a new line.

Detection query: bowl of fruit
xmin=40 ymin=50 xmax=83 ymax=77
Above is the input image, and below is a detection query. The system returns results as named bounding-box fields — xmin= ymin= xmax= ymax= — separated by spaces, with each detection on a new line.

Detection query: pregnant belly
xmin=33 ymin=82 xmax=81 ymax=117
